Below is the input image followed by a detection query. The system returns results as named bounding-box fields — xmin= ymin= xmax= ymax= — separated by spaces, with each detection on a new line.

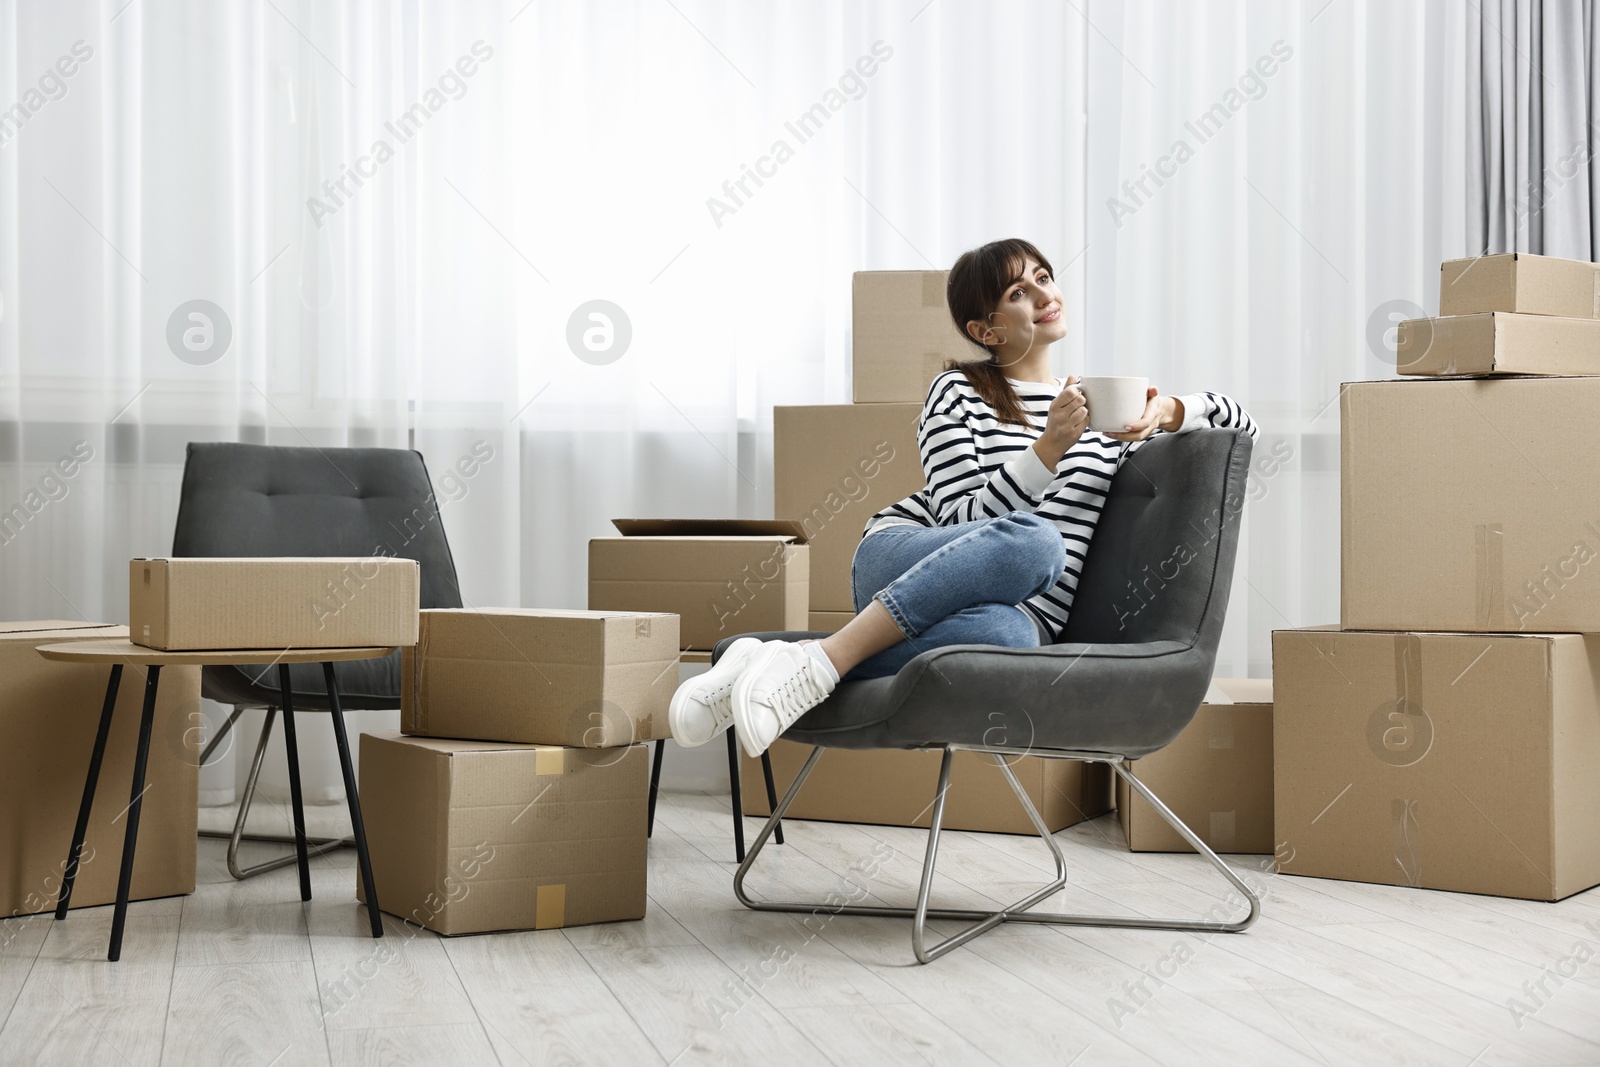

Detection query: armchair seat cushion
xmin=715 ymin=634 xmax=1203 ymax=757
xmin=201 ymin=654 xmax=403 ymax=712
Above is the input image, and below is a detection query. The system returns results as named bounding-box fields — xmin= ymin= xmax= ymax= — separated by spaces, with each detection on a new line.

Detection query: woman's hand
xmin=1032 ymin=375 xmax=1089 ymax=469
xmin=1104 ymin=389 xmax=1184 ymax=442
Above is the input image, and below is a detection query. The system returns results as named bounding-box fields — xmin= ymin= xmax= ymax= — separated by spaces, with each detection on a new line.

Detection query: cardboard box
xmin=1272 ymin=626 xmax=1600 ymax=901
xmin=2 ymin=622 xmax=198 ymax=918
xmin=1117 ymin=679 xmax=1274 ymax=854
xmin=358 ymin=732 xmax=647 ymax=934
xmin=852 ymin=271 xmax=969 ymax=403
xmin=1440 ymin=252 xmax=1600 ymax=319
xmin=774 ymin=404 xmax=924 ymax=612
xmin=741 ymin=739 xmax=1112 ymax=834
xmin=1341 ymin=377 xmax=1600 ymax=633
xmin=809 ymin=611 xmax=853 ymax=633
xmin=588 ymin=520 xmax=809 ymax=650
xmin=129 ymin=557 xmax=419 ymax=650
xmin=1396 ymin=313 xmax=1600 ymax=376
xmin=403 ymin=608 xmax=677 ymax=747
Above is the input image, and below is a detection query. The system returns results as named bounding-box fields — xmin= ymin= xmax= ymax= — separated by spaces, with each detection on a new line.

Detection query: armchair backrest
xmin=171 ymin=442 xmax=464 ymax=610
xmin=1059 ymin=428 xmax=1252 ymax=650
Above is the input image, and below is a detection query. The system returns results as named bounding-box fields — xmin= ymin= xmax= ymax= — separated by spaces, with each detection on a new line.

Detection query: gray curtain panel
xmin=1465 ymin=0 xmax=1600 ymax=258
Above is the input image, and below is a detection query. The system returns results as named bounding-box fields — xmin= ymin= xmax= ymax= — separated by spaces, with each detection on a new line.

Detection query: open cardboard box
xmin=588 ymin=519 xmax=809 ymax=650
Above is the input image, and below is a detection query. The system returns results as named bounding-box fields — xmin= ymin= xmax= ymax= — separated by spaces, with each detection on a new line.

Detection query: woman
xmin=670 ymin=238 xmax=1258 ymax=759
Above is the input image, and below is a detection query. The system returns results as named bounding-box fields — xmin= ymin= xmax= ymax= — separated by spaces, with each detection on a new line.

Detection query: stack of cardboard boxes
xmin=119 ymin=556 xmax=672 ymax=935
xmin=1275 ymin=252 xmax=1600 ymax=901
xmin=376 ymin=606 xmax=677 ymax=933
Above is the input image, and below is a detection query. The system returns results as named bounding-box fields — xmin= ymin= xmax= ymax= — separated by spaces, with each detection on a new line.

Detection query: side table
xmin=37 ymin=639 xmax=397 ymax=961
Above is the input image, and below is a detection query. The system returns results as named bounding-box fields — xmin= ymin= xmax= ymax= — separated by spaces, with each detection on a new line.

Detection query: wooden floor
xmin=3 ymin=790 xmax=1599 ymax=1066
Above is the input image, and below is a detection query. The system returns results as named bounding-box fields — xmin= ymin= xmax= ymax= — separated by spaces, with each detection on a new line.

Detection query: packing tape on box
xmin=411 ymin=626 xmax=430 ymax=733
xmin=921 ymin=271 xmax=944 ymax=307
xmin=1209 ymin=811 xmax=1236 ymax=851
xmin=535 ymin=748 xmax=565 ymax=776
xmin=535 ymin=883 xmax=566 ymax=929
xmin=1592 ymin=269 xmax=1600 ymax=318
xmin=1392 ymin=798 xmax=1421 ymax=886
xmin=1208 ymin=707 xmax=1234 ymax=750
xmin=1393 ymin=633 xmax=1423 ymax=708
xmin=1475 ymin=523 xmax=1506 ymax=628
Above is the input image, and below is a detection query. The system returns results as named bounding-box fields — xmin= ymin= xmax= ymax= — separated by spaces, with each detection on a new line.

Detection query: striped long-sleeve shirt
xmin=862 ymin=370 xmax=1259 ymax=643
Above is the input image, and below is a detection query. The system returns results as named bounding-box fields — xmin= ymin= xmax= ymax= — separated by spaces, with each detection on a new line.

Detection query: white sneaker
xmin=668 ymin=637 xmax=765 ymax=747
xmin=731 ymin=641 xmax=840 ymax=758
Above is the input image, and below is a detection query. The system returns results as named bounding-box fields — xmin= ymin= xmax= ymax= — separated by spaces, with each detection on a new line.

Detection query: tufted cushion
xmin=171 ymin=442 xmax=464 ymax=711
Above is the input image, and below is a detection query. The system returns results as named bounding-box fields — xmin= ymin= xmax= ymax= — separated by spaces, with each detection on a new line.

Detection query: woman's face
xmin=967 ymin=256 xmax=1067 ymax=367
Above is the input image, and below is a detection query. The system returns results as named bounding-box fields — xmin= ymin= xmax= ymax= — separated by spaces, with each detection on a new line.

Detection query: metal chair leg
xmin=324 ymin=662 xmax=383 ymax=938
xmin=226 ymin=707 xmax=350 ymax=881
xmin=726 ymin=730 xmax=746 ymax=862
xmin=57 ymin=664 xmax=123 ymax=919
xmin=197 ymin=705 xmax=247 ymax=768
xmin=733 ymin=746 xmax=1261 ymax=964
xmin=108 ymin=665 xmax=161 ymax=962
xmin=277 ymin=666 xmax=313 ymax=902
xmin=760 ymin=751 xmax=785 ymax=847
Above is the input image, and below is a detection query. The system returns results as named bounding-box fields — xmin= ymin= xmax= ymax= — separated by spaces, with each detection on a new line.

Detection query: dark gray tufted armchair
xmin=714 ymin=427 xmax=1261 ymax=963
xmin=173 ymin=442 xmax=463 ymax=879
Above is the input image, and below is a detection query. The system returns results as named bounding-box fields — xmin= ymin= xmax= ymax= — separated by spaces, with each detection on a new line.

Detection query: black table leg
xmin=726 ymin=730 xmax=745 ymax=863
xmin=761 ymin=751 xmax=786 ymax=846
xmin=646 ymin=739 xmax=665 ymax=837
xmin=324 ymin=662 xmax=382 ymax=938
xmin=56 ymin=663 xmax=123 ymax=919
xmin=108 ymin=664 xmax=160 ymax=962
xmin=277 ymin=664 xmax=313 ymax=902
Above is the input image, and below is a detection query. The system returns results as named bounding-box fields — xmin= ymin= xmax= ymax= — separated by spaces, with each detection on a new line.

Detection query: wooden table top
xmin=36 ymin=640 xmax=398 ymax=666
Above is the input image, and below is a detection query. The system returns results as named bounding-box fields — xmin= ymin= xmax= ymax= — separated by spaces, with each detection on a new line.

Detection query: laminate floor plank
xmin=442 ymin=926 xmax=663 ymax=1067
xmin=573 ymin=942 xmax=835 ymax=1066
xmin=1 ymin=907 xmax=179 ymax=1066
xmin=326 ymin=1023 xmax=500 ymax=1067
xmin=164 ymin=959 xmax=330 ymax=1066
xmin=304 ymin=868 xmax=479 ymax=1033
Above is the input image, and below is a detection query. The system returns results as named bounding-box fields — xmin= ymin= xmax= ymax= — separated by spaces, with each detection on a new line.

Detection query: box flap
xmin=130 ymin=555 xmax=409 ymax=565
xmin=0 ymin=620 xmax=115 ymax=636
xmin=610 ymin=518 xmax=810 ymax=543
xmin=365 ymin=730 xmax=566 ymax=758
xmin=1205 ymin=678 xmax=1273 ymax=705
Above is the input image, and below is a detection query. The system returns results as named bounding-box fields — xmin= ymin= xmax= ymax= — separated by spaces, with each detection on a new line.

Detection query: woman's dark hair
xmin=944 ymin=238 xmax=1055 ymax=428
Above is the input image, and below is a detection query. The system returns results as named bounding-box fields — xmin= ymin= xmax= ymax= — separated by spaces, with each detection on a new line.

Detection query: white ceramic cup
xmin=1077 ymin=376 xmax=1151 ymax=433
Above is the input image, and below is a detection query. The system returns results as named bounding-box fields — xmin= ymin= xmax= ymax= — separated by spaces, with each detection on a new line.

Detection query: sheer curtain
xmin=0 ymin=0 xmax=1088 ymax=804
xmin=2 ymin=0 xmax=1476 ymax=799
xmin=1087 ymin=0 xmax=1455 ymax=676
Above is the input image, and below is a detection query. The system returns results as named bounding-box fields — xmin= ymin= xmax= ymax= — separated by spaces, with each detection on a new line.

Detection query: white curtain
xmin=0 ymin=0 xmax=1089 ymax=804
xmin=1086 ymin=0 xmax=1460 ymax=677
xmin=2 ymin=0 xmax=1514 ymax=799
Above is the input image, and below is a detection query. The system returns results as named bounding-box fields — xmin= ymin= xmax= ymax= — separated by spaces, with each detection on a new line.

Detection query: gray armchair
xmin=716 ymin=427 xmax=1261 ymax=963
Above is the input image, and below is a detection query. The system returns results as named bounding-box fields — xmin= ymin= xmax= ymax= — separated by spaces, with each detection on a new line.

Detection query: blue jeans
xmin=841 ymin=512 xmax=1067 ymax=682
